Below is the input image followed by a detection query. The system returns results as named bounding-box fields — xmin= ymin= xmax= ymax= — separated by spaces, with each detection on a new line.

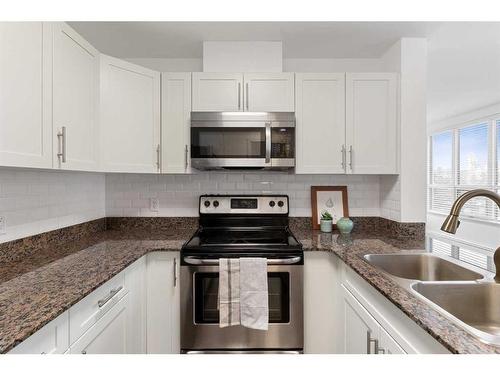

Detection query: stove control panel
xmin=199 ymin=195 xmax=289 ymax=214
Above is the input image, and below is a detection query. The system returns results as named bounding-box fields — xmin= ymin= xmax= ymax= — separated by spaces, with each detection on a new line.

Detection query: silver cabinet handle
xmin=81 ymin=350 xmax=87 ymax=354
xmin=156 ymin=144 xmax=161 ymax=171
xmin=173 ymin=257 xmax=177 ymax=287
xmin=377 ymin=347 xmax=385 ymax=354
xmin=183 ymin=256 xmax=301 ymax=265
xmin=341 ymin=145 xmax=346 ymax=170
xmin=57 ymin=126 xmax=66 ymax=163
xmin=366 ymin=331 xmax=378 ymax=354
xmin=97 ymin=286 xmax=123 ymax=308
xmin=246 ymin=82 xmax=249 ymax=110
xmin=265 ymin=122 xmax=271 ymax=164
xmin=184 ymin=144 xmax=189 ymax=171
xmin=349 ymin=145 xmax=353 ymax=171
xmin=238 ymin=82 xmax=241 ymax=110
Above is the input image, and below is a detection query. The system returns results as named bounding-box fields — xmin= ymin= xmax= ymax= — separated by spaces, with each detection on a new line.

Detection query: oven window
xmin=191 ymin=128 xmax=266 ymax=158
xmin=194 ymin=272 xmax=290 ymax=324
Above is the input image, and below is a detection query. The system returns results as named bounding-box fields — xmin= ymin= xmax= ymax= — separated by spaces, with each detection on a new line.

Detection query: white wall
xmin=427 ymin=22 xmax=500 ymax=123
xmin=106 ymin=172 xmax=381 ymax=218
xmin=0 ymin=168 xmax=105 ymax=243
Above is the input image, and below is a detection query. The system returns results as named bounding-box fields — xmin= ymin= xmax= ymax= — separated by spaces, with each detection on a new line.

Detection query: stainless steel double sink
xmin=363 ymin=253 xmax=500 ymax=346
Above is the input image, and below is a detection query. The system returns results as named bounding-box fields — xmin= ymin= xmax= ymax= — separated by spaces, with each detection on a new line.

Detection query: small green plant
xmin=321 ymin=210 xmax=333 ymax=221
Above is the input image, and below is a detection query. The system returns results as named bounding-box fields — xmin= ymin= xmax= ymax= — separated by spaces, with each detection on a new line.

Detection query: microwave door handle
xmin=183 ymin=256 xmax=301 ymax=265
xmin=265 ymin=122 xmax=271 ymax=164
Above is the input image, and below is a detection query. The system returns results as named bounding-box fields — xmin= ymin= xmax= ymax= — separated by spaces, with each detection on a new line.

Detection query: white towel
xmin=240 ymin=258 xmax=269 ymax=331
xmin=218 ymin=258 xmax=240 ymax=327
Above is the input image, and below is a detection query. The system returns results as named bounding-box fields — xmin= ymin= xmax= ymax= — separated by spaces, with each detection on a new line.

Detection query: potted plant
xmin=320 ymin=210 xmax=333 ymax=233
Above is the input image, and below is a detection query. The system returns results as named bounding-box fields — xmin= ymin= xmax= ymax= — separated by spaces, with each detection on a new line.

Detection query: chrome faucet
xmin=440 ymin=189 xmax=500 ymax=282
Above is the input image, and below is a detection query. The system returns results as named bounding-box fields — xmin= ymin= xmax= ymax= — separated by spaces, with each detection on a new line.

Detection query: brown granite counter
xmin=0 ymin=217 xmax=498 ymax=354
xmin=293 ymin=227 xmax=500 ymax=354
xmin=0 ymin=221 xmax=194 ymax=353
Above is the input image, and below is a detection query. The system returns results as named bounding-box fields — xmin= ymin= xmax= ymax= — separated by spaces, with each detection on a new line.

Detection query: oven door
xmin=180 ymin=262 xmax=303 ymax=352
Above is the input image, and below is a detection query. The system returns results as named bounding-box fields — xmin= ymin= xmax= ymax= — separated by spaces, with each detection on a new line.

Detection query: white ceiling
xmin=68 ymin=22 xmax=441 ymax=59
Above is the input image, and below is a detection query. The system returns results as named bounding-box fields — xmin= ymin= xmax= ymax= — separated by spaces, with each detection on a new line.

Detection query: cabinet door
xmin=341 ymin=284 xmax=380 ymax=354
xmin=346 ymin=73 xmax=398 ymax=174
xmin=295 ymin=73 xmax=346 ymax=174
xmin=52 ymin=22 xmax=99 ymax=171
xmin=100 ymin=55 xmax=160 ymax=173
xmin=69 ymin=293 xmax=128 ymax=354
xmin=378 ymin=328 xmax=406 ymax=354
xmin=146 ymin=252 xmax=180 ymax=354
xmin=243 ymin=73 xmax=294 ymax=112
xmin=192 ymin=73 xmax=243 ymax=112
xmin=124 ymin=257 xmax=147 ymax=353
xmin=161 ymin=73 xmax=192 ymax=173
xmin=9 ymin=311 xmax=69 ymax=354
xmin=0 ymin=22 xmax=52 ymax=169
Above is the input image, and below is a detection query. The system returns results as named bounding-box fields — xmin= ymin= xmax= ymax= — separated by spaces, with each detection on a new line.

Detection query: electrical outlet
xmin=0 ymin=216 xmax=6 ymax=235
xmin=150 ymin=198 xmax=159 ymax=212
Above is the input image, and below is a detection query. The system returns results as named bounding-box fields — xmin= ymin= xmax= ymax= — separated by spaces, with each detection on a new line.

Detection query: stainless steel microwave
xmin=190 ymin=112 xmax=295 ymax=170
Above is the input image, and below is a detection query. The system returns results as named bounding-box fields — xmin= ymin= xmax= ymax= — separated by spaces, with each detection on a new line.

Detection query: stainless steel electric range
xmin=180 ymin=195 xmax=304 ymax=354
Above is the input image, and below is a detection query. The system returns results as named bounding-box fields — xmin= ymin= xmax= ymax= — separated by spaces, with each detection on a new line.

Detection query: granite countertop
xmin=0 ymin=220 xmax=498 ymax=354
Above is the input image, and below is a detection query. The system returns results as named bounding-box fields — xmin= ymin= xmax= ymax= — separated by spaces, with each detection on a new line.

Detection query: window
xmin=429 ymin=237 xmax=494 ymax=272
xmin=428 ymin=119 xmax=499 ymax=222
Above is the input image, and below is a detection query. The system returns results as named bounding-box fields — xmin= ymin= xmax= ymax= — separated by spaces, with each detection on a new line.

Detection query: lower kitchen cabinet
xmin=9 ymin=311 xmax=69 ymax=354
xmin=69 ymin=293 xmax=129 ymax=354
xmin=341 ymin=284 xmax=405 ymax=354
xmin=146 ymin=251 xmax=180 ymax=354
xmin=339 ymin=264 xmax=450 ymax=354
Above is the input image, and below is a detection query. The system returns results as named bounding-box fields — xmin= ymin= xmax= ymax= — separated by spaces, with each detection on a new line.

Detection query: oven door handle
xmin=183 ymin=256 xmax=302 ymax=265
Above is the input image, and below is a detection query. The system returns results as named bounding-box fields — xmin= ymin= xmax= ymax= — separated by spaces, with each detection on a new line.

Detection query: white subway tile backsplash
xmin=0 ymin=168 xmax=105 ymax=243
xmin=106 ymin=172 xmax=385 ymax=218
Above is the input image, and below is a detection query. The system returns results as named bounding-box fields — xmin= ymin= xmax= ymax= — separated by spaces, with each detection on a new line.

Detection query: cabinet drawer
xmin=69 ymin=271 xmax=127 ymax=344
xmin=9 ymin=311 xmax=69 ymax=354
xmin=69 ymin=293 xmax=128 ymax=354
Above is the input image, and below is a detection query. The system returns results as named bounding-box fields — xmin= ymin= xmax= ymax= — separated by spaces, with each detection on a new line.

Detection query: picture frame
xmin=310 ymin=186 xmax=349 ymax=230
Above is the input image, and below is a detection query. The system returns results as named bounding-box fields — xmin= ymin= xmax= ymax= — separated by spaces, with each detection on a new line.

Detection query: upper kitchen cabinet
xmin=295 ymin=73 xmax=346 ymax=174
xmin=52 ymin=22 xmax=100 ymax=171
xmin=345 ymin=73 xmax=398 ymax=174
xmin=0 ymin=22 xmax=52 ymax=169
xmin=243 ymin=73 xmax=295 ymax=112
xmin=161 ymin=73 xmax=192 ymax=173
xmin=192 ymin=73 xmax=243 ymax=112
xmin=191 ymin=72 xmax=295 ymax=112
xmin=100 ymin=55 xmax=160 ymax=173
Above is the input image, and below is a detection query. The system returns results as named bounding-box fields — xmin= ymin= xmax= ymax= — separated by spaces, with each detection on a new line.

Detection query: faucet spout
xmin=440 ymin=189 xmax=500 ymax=282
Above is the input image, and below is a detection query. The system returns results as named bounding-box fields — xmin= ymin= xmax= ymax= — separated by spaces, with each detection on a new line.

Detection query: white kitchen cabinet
xmin=345 ymin=73 xmax=398 ymax=174
xmin=161 ymin=73 xmax=192 ymax=173
xmin=295 ymin=73 xmax=346 ymax=174
xmin=340 ymin=264 xmax=449 ymax=354
xmin=243 ymin=73 xmax=294 ymax=112
xmin=341 ymin=284 xmax=404 ymax=354
xmin=146 ymin=252 xmax=180 ymax=354
xmin=69 ymin=293 xmax=129 ymax=354
xmin=100 ymin=55 xmax=160 ymax=173
xmin=0 ymin=22 xmax=52 ymax=169
xmin=124 ymin=256 xmax=147 ymax=353
xmin=52 ymin=22 xmax=99 ymax=171
xmin=304 ymin=251 xmax=341 ymax=353
xmin=192 ymin=73 xmax=243 ymax=112
xmin=9 ymin=311 xmax=69 ymax=354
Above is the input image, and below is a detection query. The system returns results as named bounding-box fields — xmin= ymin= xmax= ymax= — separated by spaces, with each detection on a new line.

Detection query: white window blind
xmin=428 ymin=119 xmax=499 ymax=222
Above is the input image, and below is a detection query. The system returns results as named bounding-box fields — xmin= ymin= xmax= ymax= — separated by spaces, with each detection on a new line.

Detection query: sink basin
xmin=412 ymin=282 xmax=500 ymax=345
xmin=364 ymin=253 xmax=484 ymax=281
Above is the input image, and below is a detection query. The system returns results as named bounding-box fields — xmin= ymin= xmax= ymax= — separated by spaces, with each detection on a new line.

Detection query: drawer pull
xmin=97 ymin=286 xmax=123 ymax=308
